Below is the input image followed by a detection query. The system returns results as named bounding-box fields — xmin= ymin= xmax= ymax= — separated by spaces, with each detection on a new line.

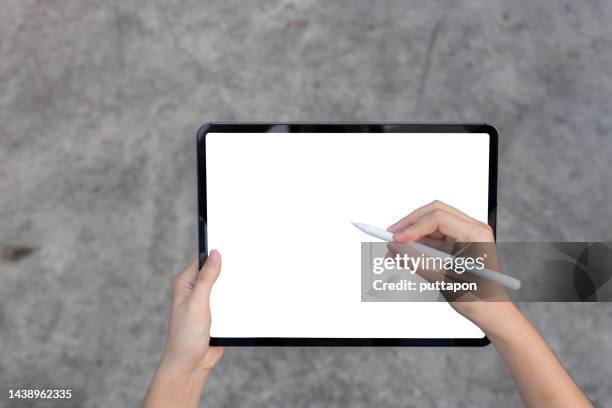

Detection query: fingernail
xmin=207 ymin=250 xmax=219 ymax=265
xmin=387 ymin=223 xmax=397 ymax=232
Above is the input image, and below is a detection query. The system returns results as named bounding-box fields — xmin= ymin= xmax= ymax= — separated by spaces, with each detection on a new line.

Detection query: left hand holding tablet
xmin=143 ymin=251 xmax=224 ymax=408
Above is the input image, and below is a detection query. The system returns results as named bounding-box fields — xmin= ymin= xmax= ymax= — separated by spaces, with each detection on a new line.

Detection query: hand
xmin=143 ymin=250 xmax=224 ymax=408
xmin=386 ymin=200 xmax=513 ymax=328
xmin=388 ymin=201 xmax=593 ymax=407
xmin=163 ymin=250 xmax=224 ymax=372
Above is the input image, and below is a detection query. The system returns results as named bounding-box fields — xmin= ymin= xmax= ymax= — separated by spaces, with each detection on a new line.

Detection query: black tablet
xmin=197 ymin=123 xmax=498 ymax=346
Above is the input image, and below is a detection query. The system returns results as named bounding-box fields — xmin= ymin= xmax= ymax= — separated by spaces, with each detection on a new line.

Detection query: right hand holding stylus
xmin=387 ymin=200 xmax=593 ymax=407
xmin=386 ymin=200 xmax=510 ymax=326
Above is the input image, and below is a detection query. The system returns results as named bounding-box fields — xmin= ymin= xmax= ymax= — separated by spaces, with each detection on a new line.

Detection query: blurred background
xmin=1 ymin=0 xmax=612 ymax=406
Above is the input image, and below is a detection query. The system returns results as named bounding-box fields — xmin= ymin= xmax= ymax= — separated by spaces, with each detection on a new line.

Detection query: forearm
xmin=143 ymin=358 xmax=210 ymax=408
xmin=475 ymin=304 xmax=592 ymax=408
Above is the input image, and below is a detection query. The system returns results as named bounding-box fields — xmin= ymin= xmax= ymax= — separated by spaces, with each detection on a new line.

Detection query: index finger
xmin=387 ymin=200 xmax=479 ymax=233
xmin=392 ymin=209 xmax=481 ymax=243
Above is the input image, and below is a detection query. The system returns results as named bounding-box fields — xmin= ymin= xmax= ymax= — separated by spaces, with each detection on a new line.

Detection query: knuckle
xmin=430 ymin=209 xmax=445 ymax=220
xmin=428 ymin=200 xmax=442 ymax=210
xmin=475 ymin=225 xmax=494 ymax=241
xmin=198 ymin=270 xmax=213 ymax=285
xmin=478 ymin=222 xmax=493 ymax=233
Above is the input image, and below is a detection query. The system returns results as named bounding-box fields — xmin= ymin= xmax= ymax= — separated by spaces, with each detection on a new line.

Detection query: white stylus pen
xmin=352 ymin=222 xmax=521 ymax=290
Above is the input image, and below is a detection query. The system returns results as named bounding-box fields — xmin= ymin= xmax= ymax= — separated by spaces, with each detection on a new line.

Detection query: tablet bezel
xmin=197 ymin=123 xmax=498 ymax=346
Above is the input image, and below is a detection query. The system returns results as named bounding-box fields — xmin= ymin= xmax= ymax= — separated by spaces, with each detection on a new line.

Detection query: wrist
xmin=143 ymin=357 xmax=210 ymax=408
xmin=158 ymin=353 xmax=212 ymax=379
xmin=466 ymin=302 xmax=523 ymax=335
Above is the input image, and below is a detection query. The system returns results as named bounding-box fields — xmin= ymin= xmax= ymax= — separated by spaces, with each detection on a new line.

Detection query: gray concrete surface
xmin=1 ymin=0 xmax=612 ymax=406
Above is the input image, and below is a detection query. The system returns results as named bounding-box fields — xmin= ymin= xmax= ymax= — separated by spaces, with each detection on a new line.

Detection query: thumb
xmin=192 ymin=249 xmax=222 ymax=305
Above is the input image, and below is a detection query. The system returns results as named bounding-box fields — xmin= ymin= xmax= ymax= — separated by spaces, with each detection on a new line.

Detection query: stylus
xmin=351 ymin=222 xmax=521 ymax=290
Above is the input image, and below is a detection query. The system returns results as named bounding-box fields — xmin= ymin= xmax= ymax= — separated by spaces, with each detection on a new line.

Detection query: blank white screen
xmin=206 ymin=132 xmax=489 ymax=338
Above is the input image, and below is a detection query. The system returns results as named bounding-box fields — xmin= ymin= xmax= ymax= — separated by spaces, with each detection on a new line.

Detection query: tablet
xmin=197 ymin=123 xmax=498 ymax=346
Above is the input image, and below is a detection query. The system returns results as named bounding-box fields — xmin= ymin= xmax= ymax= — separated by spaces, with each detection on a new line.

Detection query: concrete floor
xmin=1 ymin=0 xmax=612 ymax=406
